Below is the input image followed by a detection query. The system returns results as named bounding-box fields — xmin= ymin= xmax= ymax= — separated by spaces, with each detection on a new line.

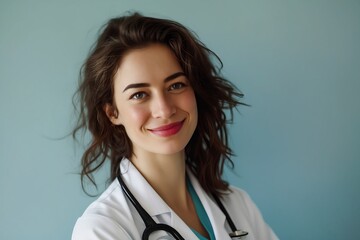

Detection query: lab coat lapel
xmin=120 ymin=159 xmax=198 ymax=239
xmin=120 ymin=159 xmax=169 ymax=217
xmin=188 ymin=172 xmax=232 ymax=240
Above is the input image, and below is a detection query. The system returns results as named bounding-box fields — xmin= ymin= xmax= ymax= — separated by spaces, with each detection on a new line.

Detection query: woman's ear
xmin=103 ymin=104 xmax=122 ymax=125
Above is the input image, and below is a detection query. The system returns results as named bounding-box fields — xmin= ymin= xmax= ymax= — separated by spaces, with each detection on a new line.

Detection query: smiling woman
xmin=72 ymin=12 xmax=278 ymax=240
xmin=105 ymin=44 xmax=198 ymax=157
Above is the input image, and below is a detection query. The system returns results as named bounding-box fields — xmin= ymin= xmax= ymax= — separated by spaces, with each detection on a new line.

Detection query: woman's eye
xmin=169 ymin=82 xmax=186 ymax=91
xmin=130 ymin=92 xmax=147 ymax=100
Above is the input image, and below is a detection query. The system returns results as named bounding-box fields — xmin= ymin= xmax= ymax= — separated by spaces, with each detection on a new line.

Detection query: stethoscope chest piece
xmin=229 ymin=229 xmax=249 ymax=239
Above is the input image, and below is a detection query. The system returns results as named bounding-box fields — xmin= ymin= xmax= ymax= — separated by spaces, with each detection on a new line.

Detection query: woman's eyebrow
xmin=164 ymin=72 xmax=186 ymax=83
xmin=122 ymin=72 xmax=186 ymax=92
xmin=122 ymin=83 xmax=149 ymax=92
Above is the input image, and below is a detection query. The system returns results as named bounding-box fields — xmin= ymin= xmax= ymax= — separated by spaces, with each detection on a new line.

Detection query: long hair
xmin=73 ymin=12 xmax=245 ymax=197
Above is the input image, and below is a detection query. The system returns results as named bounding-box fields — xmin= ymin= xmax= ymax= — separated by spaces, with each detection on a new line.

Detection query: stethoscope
xmin=117 ymin=174 xmax=249 ymax=240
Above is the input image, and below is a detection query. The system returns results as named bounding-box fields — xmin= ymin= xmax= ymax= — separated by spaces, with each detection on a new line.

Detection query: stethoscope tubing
xmin=212 ymin=193 xmax=237 ymax=232
xmin=117 ymin=174 xmax=248 ymax=239
xmin=117 ymin=174 xmax=185 ymax=240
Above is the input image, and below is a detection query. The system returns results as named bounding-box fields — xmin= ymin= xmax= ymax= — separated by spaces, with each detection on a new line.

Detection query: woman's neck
xmin=130 ymin=151 xmax=209 ymax=237
xmin=131 ymin=151 xmax=190 ymax=210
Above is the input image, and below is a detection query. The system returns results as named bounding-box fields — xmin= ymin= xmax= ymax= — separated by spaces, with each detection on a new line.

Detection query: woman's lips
xmin=148 ymin=120 xmax=185 ymax=137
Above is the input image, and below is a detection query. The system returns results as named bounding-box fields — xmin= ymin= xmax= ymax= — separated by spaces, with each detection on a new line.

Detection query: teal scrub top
xmin=187 ymin=178 xmax=216 ymax=240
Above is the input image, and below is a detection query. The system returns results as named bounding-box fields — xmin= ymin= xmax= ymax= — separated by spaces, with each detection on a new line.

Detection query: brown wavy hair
xmin=73 ymin=12 xmax=246 ymax=197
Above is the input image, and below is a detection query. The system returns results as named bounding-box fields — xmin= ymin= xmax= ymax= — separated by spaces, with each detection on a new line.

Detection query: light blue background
xmin=1 ymin=0 xmax=359 ymax=239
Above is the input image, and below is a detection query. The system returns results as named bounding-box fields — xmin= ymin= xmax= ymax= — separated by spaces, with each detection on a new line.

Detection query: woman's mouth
xmin=148 ymin=120 xmax=185 ymax=137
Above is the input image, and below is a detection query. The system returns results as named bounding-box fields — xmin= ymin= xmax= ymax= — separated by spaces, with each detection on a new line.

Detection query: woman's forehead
xmin=113 ymin=44 xmax=183 ymax=86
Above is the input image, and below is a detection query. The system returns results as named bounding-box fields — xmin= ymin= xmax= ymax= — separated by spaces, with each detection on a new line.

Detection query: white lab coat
xmin=72 ymin=159 xmax=278 ymax=240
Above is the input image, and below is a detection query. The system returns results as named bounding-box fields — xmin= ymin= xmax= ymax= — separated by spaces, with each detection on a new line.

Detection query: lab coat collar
xmin=120 ymin=158 xmax=170 ymax=217
xmin=120 ymin=158 xmax=231 ymax=239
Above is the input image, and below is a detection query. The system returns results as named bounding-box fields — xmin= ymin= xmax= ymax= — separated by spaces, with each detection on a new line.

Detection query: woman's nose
xmin=151 ymin=94 xmax=176 ymax=119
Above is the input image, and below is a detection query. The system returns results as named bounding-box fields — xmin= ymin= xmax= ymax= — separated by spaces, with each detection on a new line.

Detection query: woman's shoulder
xmin=221 ymin=185 xmax=259 ymax=218
xmin=71 ymin=180 xmax=137 ymax=240
xmin=72 ymin=212 xmax=132 ymax=239
xmin=81 ymin=180 xmax=122 ymax=215
xmin=227 ymin=185 xmax=258 ymax=205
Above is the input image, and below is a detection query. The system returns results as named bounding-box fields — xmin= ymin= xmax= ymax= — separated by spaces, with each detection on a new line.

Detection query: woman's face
xmin=106 ymin=44 xmax=198 ymax=158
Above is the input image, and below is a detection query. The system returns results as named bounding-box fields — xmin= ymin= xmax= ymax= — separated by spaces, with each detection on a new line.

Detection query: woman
xmin=72 ymin=12 xmax=278 ymax=240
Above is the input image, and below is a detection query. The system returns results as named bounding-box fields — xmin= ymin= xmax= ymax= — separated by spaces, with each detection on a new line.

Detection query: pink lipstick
xmin=149 ymin=120 xmax=184 ymax=137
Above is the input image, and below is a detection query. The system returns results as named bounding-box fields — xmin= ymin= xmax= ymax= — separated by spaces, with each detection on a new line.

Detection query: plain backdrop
xmin=1 ymin=0 xmax=359 ymax=239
